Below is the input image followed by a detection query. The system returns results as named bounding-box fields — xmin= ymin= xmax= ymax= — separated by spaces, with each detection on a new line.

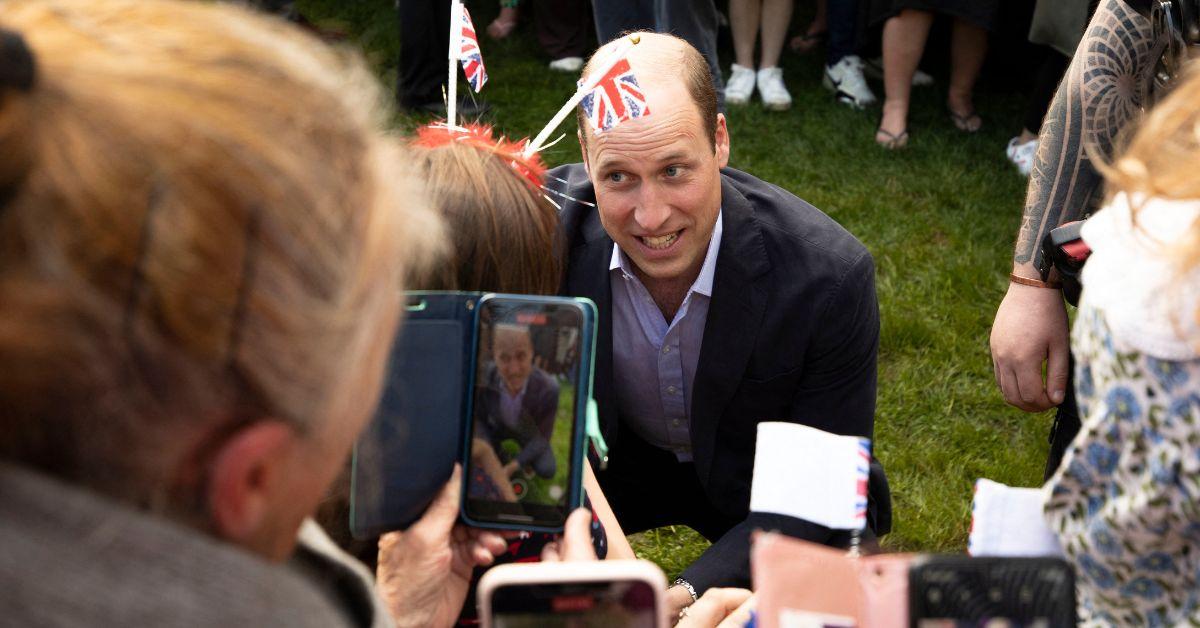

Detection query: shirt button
xmin=662 ymin=345 xmax=670 ymax=354
xmin=667 ymin=385 xmax=677 ymax=395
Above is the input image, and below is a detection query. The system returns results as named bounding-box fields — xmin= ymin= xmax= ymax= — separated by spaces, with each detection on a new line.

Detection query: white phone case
xmin=477 ymin=559 xmax=668 ymax=628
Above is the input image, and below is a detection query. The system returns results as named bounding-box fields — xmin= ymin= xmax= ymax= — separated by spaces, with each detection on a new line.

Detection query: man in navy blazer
xmin=550 ymin=32 xmax=891 ymax=612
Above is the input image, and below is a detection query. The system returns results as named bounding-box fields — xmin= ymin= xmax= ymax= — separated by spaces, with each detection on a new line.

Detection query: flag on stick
xmin=578 ymin=57 xmax=650 ymax=133
xmin=458 ymin=5 xmax=487 ymax=92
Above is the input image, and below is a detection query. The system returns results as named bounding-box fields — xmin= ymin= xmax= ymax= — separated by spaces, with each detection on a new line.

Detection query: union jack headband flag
xmin=458 ymin=5 xmax=487 ymax=92
xmin=578 ymin=56 xmax=650 ymax=134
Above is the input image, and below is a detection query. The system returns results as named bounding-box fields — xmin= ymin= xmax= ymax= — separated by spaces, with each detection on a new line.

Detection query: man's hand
xmin=376 ymin=465 xmax=509 ymax=628
xmin=990 ymin=281 xmax=1070 ymax=412
xmin=676 ymin=589 xmax=754 ymax=628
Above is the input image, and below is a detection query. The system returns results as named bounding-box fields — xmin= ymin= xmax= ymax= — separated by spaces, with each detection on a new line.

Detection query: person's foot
xmin=876 ymin=101 xmax=908 ymax=149
xmin=549 ymin=56 xmax=583 ymax=72
xmin=789 ymin=20 xmax=827 ymax=54
xmin=823 ymin=55 xmax=876 ymax=109
xmin=487 ymin=7 xmax=518 ymax=40
xmin=757 ymin=67 xmax=792 ymax=111
xmin=862 ymin=57 xmax=933 ymax=87
xmin=1006 ymin=137 xmax=1038 ymax=176
xmin=947 ymin=93 xmax=982 ymax=133
xmin=725 ymin=63 xmax=756 ymax=106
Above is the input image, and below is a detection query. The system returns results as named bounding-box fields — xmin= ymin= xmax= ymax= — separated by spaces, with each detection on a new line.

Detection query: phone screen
xmin=463 ymin=297 xmax=586 ymax=528
xmin=491 ymin=580 xmax=658 ymax=628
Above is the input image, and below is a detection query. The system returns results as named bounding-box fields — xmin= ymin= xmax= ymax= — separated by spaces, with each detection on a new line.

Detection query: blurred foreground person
xmin=0 ymin=1 xmax=515 ymax=626
xmin=1045 ymin=65 xmax=1200 ymax=626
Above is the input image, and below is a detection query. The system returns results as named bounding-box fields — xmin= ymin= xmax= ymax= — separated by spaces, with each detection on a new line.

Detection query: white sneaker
xmin=725 ymin=64 xmax=755 ymax=105
xmin=548 ymin=56 xmax=584 ymax=72
xmin=862 ymin=57 xmax=933 ymax=86
xmin=1006 ymin=137 xmax=1038 ymax=177
xmin=756 ymin=66 xmax=792 ymax=111
xmin=823 ymin=56 xmax=876 ymax=109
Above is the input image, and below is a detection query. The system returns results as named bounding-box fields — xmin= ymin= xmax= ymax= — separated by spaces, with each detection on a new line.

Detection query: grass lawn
xmin=297 ymin=0 xmax=1054 ymax=578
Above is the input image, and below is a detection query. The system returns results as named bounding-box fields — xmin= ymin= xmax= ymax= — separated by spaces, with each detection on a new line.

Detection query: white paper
xmin=749 ymin=422 xmax=870 ymax=530
xmin=780 ymin=609 xmax=857 ymax=628
xmin=968 ymin=478 xmax=1064 ymax=557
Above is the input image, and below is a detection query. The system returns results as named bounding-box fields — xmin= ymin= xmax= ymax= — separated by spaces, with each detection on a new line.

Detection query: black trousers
xmin=596 ymin=428 xmax=740 ymax=542
xmin=396 ymin=0 xmax=450 ymax=109
xmin=1024 ymin=48 xmax=1069 ymax=135
xmin=533 ymin=0 xmax=593 ymax=60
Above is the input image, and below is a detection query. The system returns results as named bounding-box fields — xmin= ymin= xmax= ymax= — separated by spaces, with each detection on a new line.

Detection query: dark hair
xmin=576 ymin=31 xmax=718 ymax=149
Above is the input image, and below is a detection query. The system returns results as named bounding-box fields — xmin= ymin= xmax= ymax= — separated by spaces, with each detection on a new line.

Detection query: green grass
xmin=297 ymin=0 xmax=1053 ymax=576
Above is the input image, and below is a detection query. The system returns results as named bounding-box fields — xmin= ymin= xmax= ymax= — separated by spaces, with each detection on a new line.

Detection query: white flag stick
xmin=522 ymin=35 xmax=639 ymax=159
xmin=446 ymin=0 xmax=459 ymax=125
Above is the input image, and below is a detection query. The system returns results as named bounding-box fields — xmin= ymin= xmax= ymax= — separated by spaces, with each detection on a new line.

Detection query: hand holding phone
xmin=376 ymin=465 xmax=510 ymax=628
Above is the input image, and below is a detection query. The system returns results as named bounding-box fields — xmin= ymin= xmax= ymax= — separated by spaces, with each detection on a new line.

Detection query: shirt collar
xmin=609 ymin=210 xmax=723 ymax=298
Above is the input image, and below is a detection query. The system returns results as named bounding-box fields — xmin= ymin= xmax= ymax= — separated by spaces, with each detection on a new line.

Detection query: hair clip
xmin=413 ymin=122 xmax=546 ymax=190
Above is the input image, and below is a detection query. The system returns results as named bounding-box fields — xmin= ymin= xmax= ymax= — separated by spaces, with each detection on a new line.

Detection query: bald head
xmin=576 ymin=31 xmax=718 ymax=148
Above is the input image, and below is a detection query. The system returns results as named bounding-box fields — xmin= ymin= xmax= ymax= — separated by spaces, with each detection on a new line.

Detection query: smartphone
xmin=478 ymin=560 xmax=668 ymax=628
xmin=908 ymin=556 xmax=1076 ymax=628
xmin=460 ymin=294 xmax=595 ymax=532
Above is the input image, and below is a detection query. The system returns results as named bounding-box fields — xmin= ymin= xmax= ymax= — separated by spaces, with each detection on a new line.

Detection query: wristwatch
xmin=672 ymin=577 xmax=698 ymax=602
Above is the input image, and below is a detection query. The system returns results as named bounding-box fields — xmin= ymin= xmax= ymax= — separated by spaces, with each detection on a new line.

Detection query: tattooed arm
xmin=992 ymin=0 xmax=1163 ymax=413
xmin=1014 ymin=0 xmax=1160 ymax=275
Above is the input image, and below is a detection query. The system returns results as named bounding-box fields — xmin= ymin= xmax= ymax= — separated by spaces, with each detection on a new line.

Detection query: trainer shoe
xmin=549 ymin=56 xmax=584 ymax=72
xmin=725 ymin=64 xmax=756 ymax=105
xmin=1006 ymin=137 xmax=1038 ymax=177
xmin=756 ymin=66 xmax=792 ymax=111
xmin=823 ymin=55 xmax=876 ymax=109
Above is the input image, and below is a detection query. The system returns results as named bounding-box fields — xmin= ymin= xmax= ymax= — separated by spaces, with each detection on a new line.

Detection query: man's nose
xmin=633 ymin=182 xmax=671 ymax=232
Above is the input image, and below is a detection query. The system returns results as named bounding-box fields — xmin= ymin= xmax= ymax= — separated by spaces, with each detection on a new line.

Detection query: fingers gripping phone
xmin=478 ymin=560 xmax=668 ymax=628
xmin=350 ymin=292 xmax=596 ymax=538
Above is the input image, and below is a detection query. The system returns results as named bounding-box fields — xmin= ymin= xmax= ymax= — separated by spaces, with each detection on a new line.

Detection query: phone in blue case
xmin=459 ymin=293 xmax=595 ymax=533
xmin=349 ymin=292 xmax=596 ymax=538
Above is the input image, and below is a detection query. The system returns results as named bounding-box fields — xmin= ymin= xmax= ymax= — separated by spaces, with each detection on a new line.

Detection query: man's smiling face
xmin=580 ymin=45 xmax=729 ymax=285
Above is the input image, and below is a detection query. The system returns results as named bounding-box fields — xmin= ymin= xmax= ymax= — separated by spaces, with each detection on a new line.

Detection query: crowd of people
xmin=1 ymin=0 xmax=1198 ymax=626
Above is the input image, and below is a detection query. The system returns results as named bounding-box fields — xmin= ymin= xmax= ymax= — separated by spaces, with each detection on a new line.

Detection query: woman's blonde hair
xmin=0 ymin=0 xmax=438 ymax=509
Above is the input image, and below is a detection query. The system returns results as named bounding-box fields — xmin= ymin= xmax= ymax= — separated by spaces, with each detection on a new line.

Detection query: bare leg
xmin=758 ymin=0 xmax=793 ymax=68
xmin=729 ymin=0 xmax=762 ymax=67
xmin=878 ymin=9 xmax=934 ymax=146
xmin=948 ymin=18 xmax=988 ymax=131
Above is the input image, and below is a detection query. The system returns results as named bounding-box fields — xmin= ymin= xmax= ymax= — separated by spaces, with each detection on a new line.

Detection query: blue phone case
xmin=350 ymin=292 xmax=597 ymax=538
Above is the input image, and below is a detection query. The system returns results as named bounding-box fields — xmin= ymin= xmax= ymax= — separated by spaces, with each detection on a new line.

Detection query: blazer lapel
xmin=690 ymin=173 xmax=771 ymax=485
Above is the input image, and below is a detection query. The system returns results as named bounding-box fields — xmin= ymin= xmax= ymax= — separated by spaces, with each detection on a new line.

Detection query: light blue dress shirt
xmin=609 ymin=212 xmax=723 ymax=462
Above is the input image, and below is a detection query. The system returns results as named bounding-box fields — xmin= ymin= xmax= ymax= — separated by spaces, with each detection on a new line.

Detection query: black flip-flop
xmin=875 ymin=126 xmax=909 ymax=149
xmin=949 ymin=109 xmax=982 ymax=133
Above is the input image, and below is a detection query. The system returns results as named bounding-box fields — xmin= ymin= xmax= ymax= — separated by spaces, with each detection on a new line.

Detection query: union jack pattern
xmin=458 ymin=6 xmax=487 ymax=92
xmin=854 ymin=438 xmax=871 ymax=527
xmin=578 ymin=57 xmax=650 ymax=133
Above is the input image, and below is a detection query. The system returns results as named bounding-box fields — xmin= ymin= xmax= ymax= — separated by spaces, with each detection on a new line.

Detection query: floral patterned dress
xmin=1044 ymin=194 xmax=1200 ymax=626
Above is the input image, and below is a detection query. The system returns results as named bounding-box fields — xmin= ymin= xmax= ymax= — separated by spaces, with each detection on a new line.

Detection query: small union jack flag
xmin=458 ymin=6 xmax=487 ymax=92
xmin=578 ymin=57 xmax=650 ymax=133
xmin=854 ymin=438 xmax=871 ymax=527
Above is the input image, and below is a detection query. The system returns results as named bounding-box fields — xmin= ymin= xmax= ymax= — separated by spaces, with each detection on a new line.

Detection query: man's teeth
xmin=641 ymin=232 xmax=679 ymax=249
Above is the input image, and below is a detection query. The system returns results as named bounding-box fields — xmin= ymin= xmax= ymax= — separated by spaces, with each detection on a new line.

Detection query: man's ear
xmin=206 ymin=420 xmax=297 ymax=546
xmin=714 ymin=113 xmax=730 ymax=169
xmin=578 ymin=129 xmax=591 ymax=176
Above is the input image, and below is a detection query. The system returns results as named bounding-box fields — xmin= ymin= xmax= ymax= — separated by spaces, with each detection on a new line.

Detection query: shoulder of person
xmin=546 ymin=163 xmax=598 ymax=247
xmin=720 ymin=167 xmax=872 ymax=282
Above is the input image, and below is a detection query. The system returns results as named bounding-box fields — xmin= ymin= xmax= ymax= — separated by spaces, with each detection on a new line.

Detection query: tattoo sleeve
xmin=1014 ymin=0 xmax=1164 ymax=272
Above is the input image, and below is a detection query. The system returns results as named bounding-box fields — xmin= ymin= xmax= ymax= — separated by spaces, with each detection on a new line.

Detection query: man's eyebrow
xmin=595 ymin=151 xmax=692 ymax=172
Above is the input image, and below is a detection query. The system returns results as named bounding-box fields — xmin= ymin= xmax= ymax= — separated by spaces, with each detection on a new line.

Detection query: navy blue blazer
xmin=552 ymin=163 xmax=892 ymax=591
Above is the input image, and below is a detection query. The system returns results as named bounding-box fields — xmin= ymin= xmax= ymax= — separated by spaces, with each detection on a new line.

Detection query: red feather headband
xmin=412 ymin=122 xmax=547 ymax=191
